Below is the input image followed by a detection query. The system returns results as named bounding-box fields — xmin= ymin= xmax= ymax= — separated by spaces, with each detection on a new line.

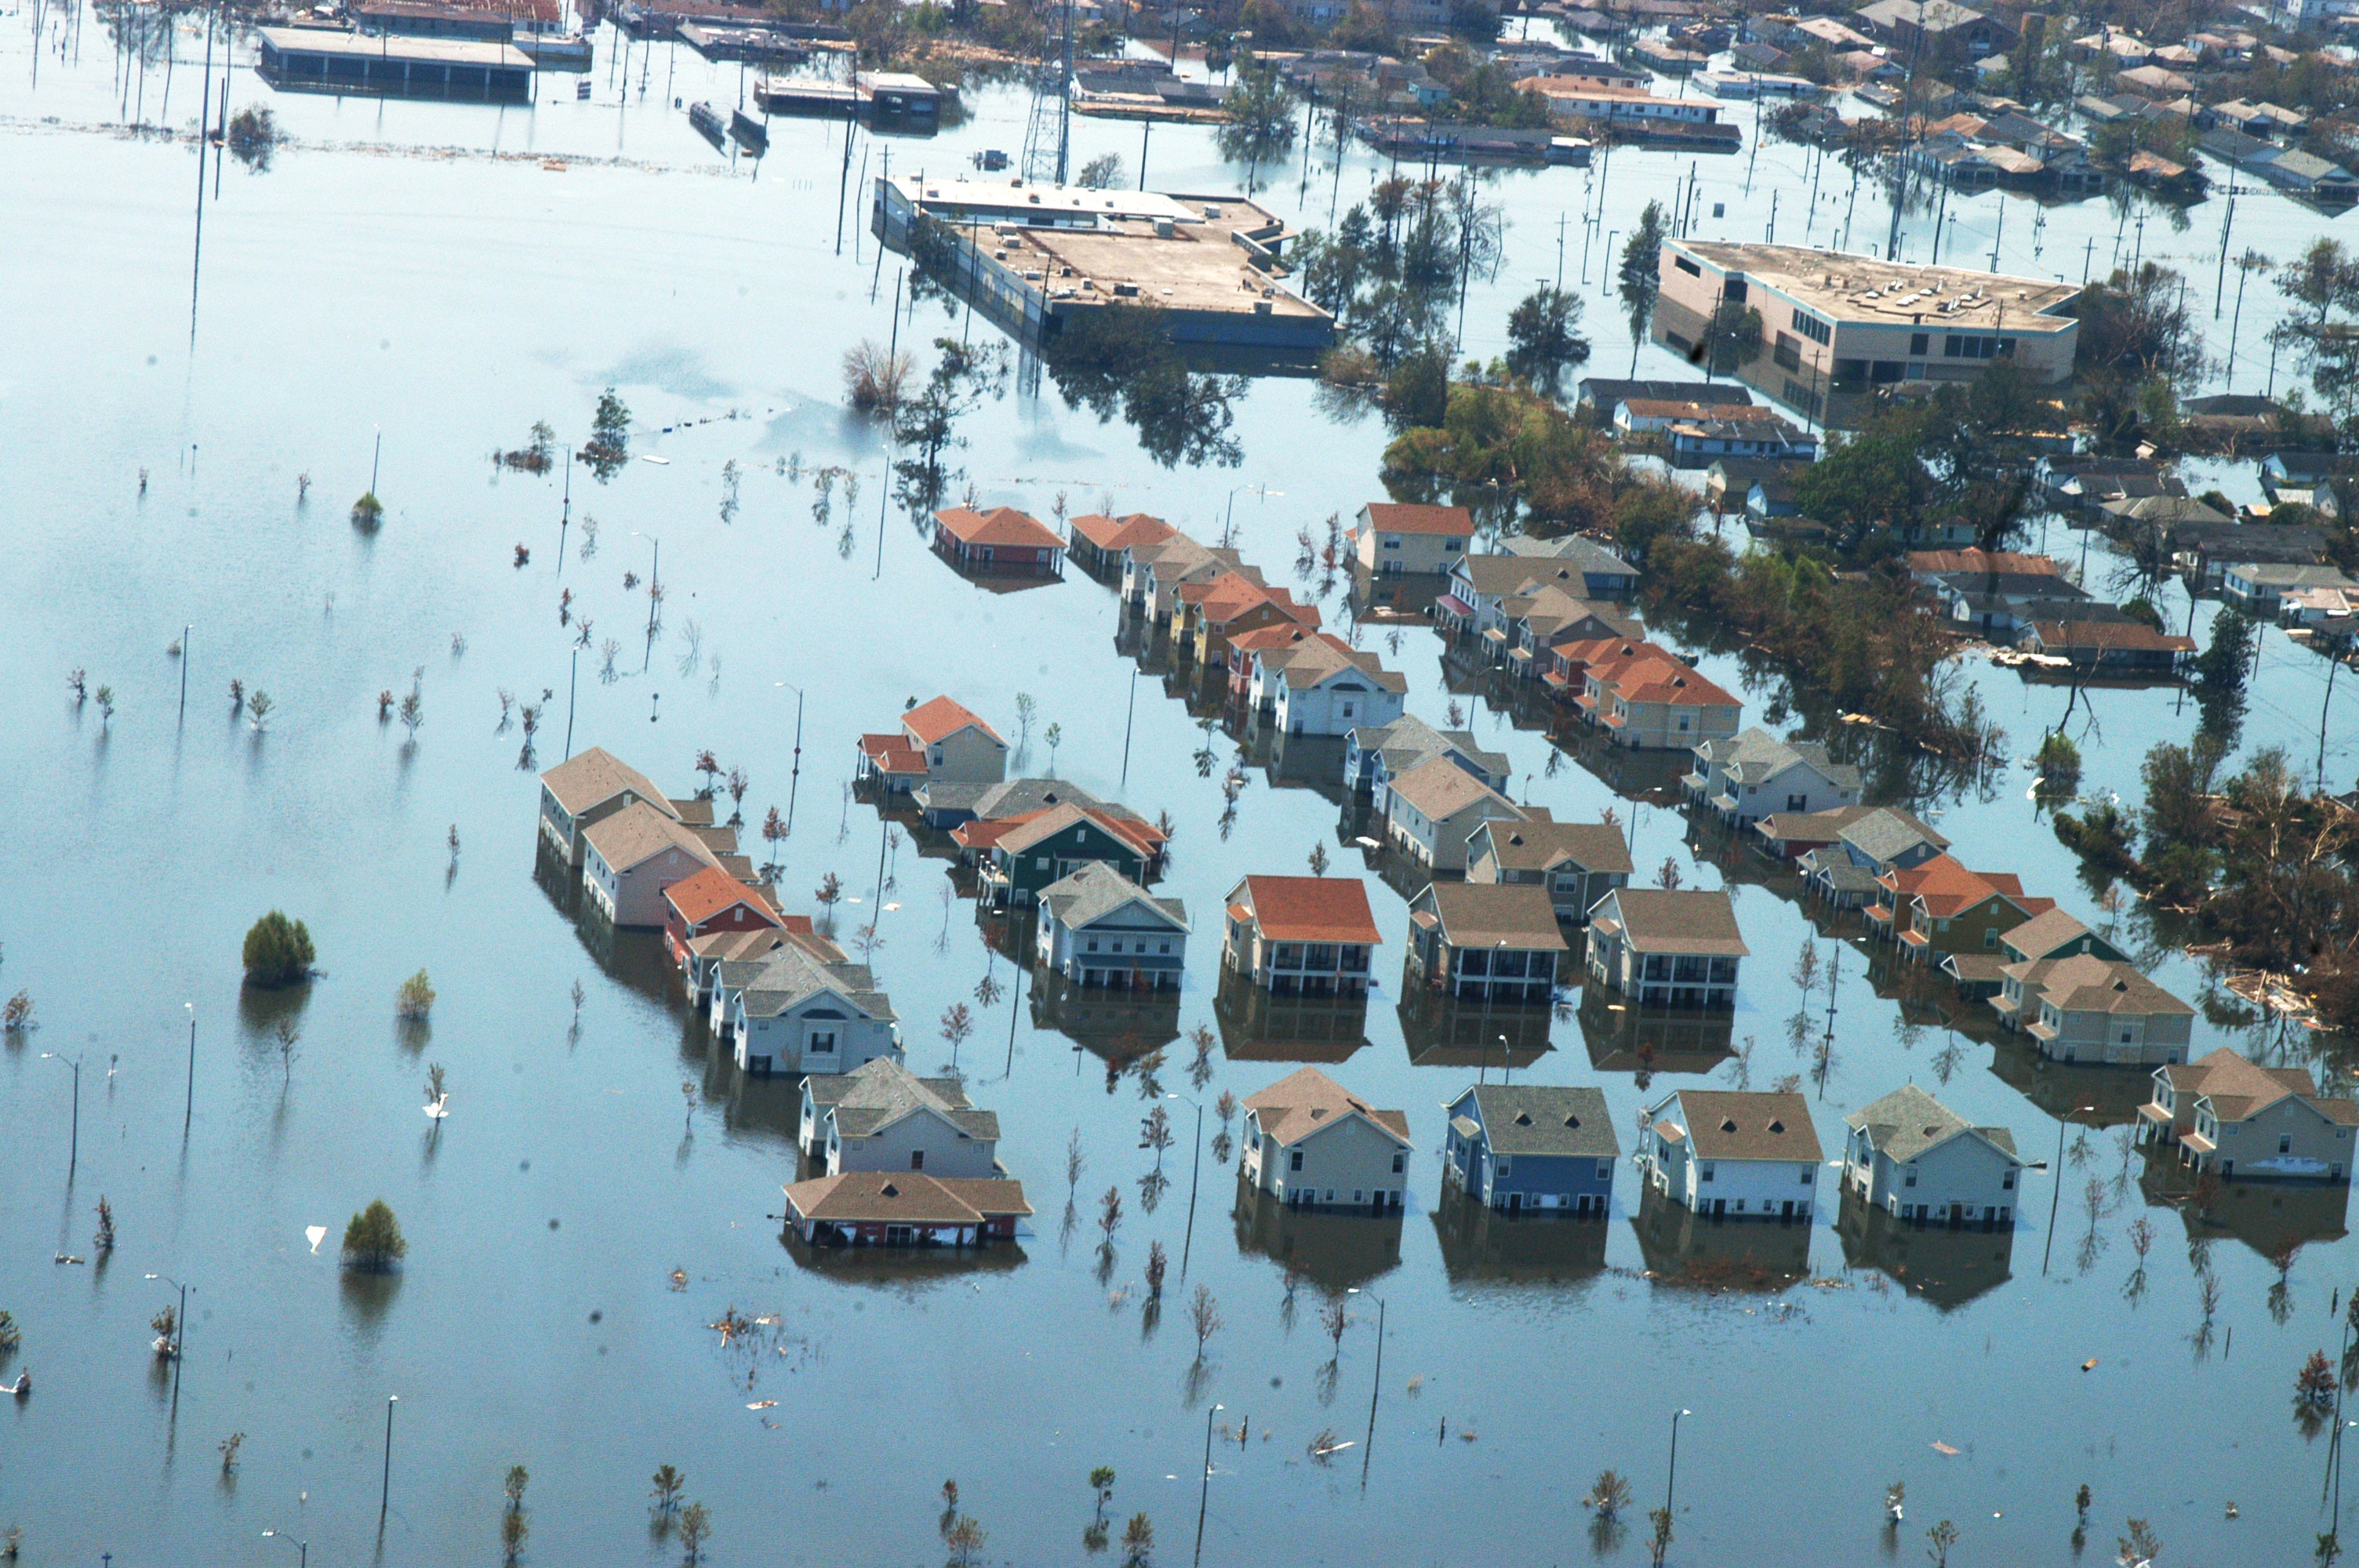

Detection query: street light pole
xmin=1169 ymin=1091 xmax=1204 ymax=1278
xmin=1666 ymin=1406 xmax=1692 ymax=1520
xmin=380 ymin=1394 xmax=400 ymax=1522
xmin=263 ymin=1530 xmax=309 ymax=1568
xmin=776 ymin=681 xmax=806 ymax=837
xmin=183 ymin=1001 xmax=196 ymax=1139
xmin=39 ymin=1053 xmax=81 ymax=1176
xmin=1120 ymin=666 xmax=1141 ymax=789
xmin=1350 ymin=1288 xmax=1387 ymax=1486
xmin=1193 ymin=1401 xmax=1223 ymax=1568
xmin=145 ymin=1273 xmax=192 ymax=1406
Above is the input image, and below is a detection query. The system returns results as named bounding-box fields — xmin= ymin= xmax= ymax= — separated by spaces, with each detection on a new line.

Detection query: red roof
xmin=1361 ymin=502 xmax=1476 ymax=536
xmin=934 ymin=506 xmax=1063 ymax=550
xmin=901 ymin=695 xmax=1005 ymax=748
xmin=663 ymin=865 xmax=782 ymax=927
xmin=1070 ymin=512 xmax=1178 ymax=552
xmin=858 ymin=733 xmax=929 ymax=775
xmin=1232 ymin=876 xmax=1383 ymax=945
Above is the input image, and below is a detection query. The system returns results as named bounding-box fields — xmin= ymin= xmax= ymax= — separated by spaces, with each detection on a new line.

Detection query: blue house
xmin=1441 ymin=1084 xmax=1619 ymax=1215
xmin=1342 ymin=714 xmax=1509 ymax=796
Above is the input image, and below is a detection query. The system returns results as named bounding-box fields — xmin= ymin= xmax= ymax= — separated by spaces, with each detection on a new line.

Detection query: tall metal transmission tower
xmin=1020 ymin=0 xmax=1075 ymax=184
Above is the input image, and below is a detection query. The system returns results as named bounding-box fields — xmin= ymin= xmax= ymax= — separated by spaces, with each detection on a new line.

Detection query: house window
xmin=1983 ymin=927 xmax=1999 ymax=949
xmin=809 ymin=1030 xmax=838 ymax=1054
xmin=1904 ymin=1167 xmax=1917 ymax=1186
xmin=1498 ymin=1156 xmax=1514 ymax=1177
xmin=2120 ymin=1029 xmax=2134 ymax=1043
xmin=1159 ymin=942 xmax=1172 ymax=954
xmin=911 ymin=1150 xmax=925 ymax=1170
xmin=1086 ymin=938 xmax=1100 ymax=952
xmin=1700 ymin=1163 xmax=1715 ymax=1182
xmin=2281 ymin=1135 xmax=2295 ymax=1153
xmin=1035 ymin=855 xmax=1050 ymax=868
xmin=1909 ymin=332 xmax=1929 ymax=356
xmin=1110 ymin=941 xmax=1124 ymax=953
xmin=1597 ymin=1160 xmax=1612 ymax=1179
xmin=1354 ymin=1190 xmax=1365 ymax=1204
xmin=1289 ymin=1149 xmax=1304 ymax=1171
xmin=1391 ymin=1152 xmax=1405 ymax=1173
xmin=2002 ymin=1170 xmax=2016 ymax=1190
xmin=1799 ymin=1166 xmax=1814 ymax=1185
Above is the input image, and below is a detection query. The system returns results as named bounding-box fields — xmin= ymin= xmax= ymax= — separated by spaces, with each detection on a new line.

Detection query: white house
xmin=1252 ymin=637 xmax=1408 ymax=738
xmin=1840 ymin=1083 xmax=2023 ymax=1228
xmin=1034 ymin=861 xmax=1190 ymax=989
xmin=1682 ymin=727 xmax=1862 ymax=829
xmin=799 ymin=1058 xmax=1001 ymax=1178
xmin=1639 ymin=1088 xmax=1820 ymax=1220
xmin=580 ymin=800 xmax=724 ymax=927
xmin=716 ymin=945 xmax=901 ymax=1077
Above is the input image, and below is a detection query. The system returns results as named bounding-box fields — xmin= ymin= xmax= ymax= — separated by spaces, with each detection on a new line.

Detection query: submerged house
xmin=1034 ymin=861 xmax=1190 ymax=989
xmin=856 ymin=695 xmax=1009 ymax=794
xmin=781 ymin=1171 xmax=1031 ymax=1248
xmin=1239 ymin=1065 xmax=1413 ymax=1211
xmin=1584 ymin=887 xmax=1747 ymax=1010
xmin=538 ymin=747 xmax=698 ymax=869
xmin=932 ymin=505 xmax=1066 ymax=575
xmin=1221 ymin=875 xmax=1382 ymax=997
xmin=1841 ymin=1083 xmax=2023 ymax=1228
xmin=2139 ymin=1049 xmax=2359 ymax=1182
xmin=1464 ymin=816 xmax=1633 ymax=923
xmin=798 ymin=1058 xmax=1001 ymax=1177
xmin=1639 ymin=1088 xmax=1821 ymax=1220
xmin=1441 ymin=1084 xmax=1618 ymax=1215
xmin=1405 ymin=881 xmax=1570 ymax=1004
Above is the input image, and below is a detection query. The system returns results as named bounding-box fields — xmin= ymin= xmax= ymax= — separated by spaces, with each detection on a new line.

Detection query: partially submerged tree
xmin=583 ymin=387 xmax=632 ymax=481
xmin=242 ymin=911 xmax=316 ymax=989
xmin=342 ymin=1200 xmax=407 ymax=1272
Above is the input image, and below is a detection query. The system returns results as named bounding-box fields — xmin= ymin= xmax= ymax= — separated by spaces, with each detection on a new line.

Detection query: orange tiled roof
xmin=663 ymin=864 xmax=781 ymax=927
xmin=1233 ymin=875 xmax=1383 ymax=944
xmin=901 ymin=695 xmax=1005 ymax=748
xmin=934 ymin=506 xmax=1063 ymax=550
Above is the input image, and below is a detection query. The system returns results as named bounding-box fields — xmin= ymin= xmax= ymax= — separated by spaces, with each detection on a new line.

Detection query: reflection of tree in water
xmin=1041 ymin=307 xmax=1246 ymax=471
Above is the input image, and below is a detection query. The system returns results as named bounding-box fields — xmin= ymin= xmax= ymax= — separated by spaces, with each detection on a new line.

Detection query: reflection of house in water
xmin=776 ymin=1226 xmax=1029 ymax=1286
xmin=1235 ymin=721 xmax=1352 ymax=808
xmin=1230 ymin=1176 xmax=1403 ymax=1291
xmin=1347 ymin=561 xmax=1448 ymax=624
xmin=2141 ymin=1152 xmax=2351 ymax=1262
xmin=1986 ymin=1033 xmax=2154 ymax=1131
xmin=1630 ymin=1184 xmax=1813 ymax=1289
xmin=1833 ymin=1188 xmax=2014 ymax=1311
xmin=1030 ymin=971 xmax=1183 ymax=1075
xmin=1555 ymin=728 xmax=1696 ymax=804
xmin=1430 ymin=1191 xmax=1610 ymax=1290
xmin=1394 ymin=980 xmax=1555 ymax=1071
xmin=1213 ymin=967 xmax=1371 ymax=1064
xmin=1575 ymin=988 xmax=1736 ymax=1078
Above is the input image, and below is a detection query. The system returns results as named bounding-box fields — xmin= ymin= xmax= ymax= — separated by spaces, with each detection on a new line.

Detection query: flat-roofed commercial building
xmin=257 ymin=27 xmax=535 ymax=100
xmin=1651 ymin=238 xmax=2079 ymax=425
xmin=872 ymin=175 xmax=1334 ymax=353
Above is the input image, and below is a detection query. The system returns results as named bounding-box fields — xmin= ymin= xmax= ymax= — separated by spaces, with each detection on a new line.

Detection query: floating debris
xmin=747 ymin=1399 xmax=778 ymax=1410
xmin=1932 ymin=1441 xmax=1961 ymax=1457
xmin=53 ymin=1255 xmax=85 ymax=1266
xmin=669 ymin=1267 xmax=689 ymax=1291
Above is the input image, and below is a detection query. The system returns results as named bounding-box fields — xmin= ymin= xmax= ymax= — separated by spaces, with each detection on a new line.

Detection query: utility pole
xmin=178 ymin=623 xmax=190 ymax=722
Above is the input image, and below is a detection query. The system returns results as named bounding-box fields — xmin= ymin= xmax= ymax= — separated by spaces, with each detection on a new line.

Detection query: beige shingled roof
xmin=540 ymin=746 xmax=678 ymax=818
xmin=1416 ymin=882 xmax=1571 ymax=951
xmin=1666 ymin=1090 xmax=1821 ymax=1162
xmin=1478 ymin=819 xmax=1633 ymax=876
xmin=1594 ymin=888 xmax=1748 ymax=956
xmin=583 ymin=800 xmax=721 ymax=876
xmin=782 ymin=1171 xmax=1032 ymax=1225
xmin=1245 ymin=1066 xmax=1412 ymax=1148
xmin=1387 ymin=754 xmax=1521 ymax=821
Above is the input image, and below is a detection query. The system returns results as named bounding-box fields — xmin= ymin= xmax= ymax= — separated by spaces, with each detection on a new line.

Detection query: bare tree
xmin=1187 ymin=1283 xmax=1223 ymax=1361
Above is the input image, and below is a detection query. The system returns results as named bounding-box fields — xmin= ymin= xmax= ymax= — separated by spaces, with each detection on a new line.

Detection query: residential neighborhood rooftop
xmin=1230 ymin=876 xmax=1383 ymax=945
xmin=1454 ymin=1084 xmax=1619 ymax=1159
xmin=1245 ymin=1065 xmax=1412 ymax=1146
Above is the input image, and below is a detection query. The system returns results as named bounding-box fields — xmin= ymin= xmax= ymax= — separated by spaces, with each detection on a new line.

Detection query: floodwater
xmin=2 ymin=8 xmax=2357 ymax=1566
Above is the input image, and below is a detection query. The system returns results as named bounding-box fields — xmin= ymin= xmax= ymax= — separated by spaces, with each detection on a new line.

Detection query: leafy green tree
xmin=1216 ymin=67 xmax=1296 ymax=187
xmin=1504 ymin=286 xmax=1591 ymax=390
xmin=892 ymin=339 xmax=1009 ymax=508
xmin=583 ymin=387 xmax=631 ymax=481
xmin=242 ymin=911 xmax=316 ymax=989
xmin=1618 ymin=201 xmax=1668 ymax=321
xmin=342 ymin=1200 xmax=408 ymax=1272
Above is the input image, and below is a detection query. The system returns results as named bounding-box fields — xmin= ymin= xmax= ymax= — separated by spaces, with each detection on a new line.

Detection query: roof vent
xmin=1720 ymin=1117 xmax=1738 ymax=1132
xmin=881 ymin=1182 xmax=900 ymax=1196
xmin=1514 ymin=1111 xmax=1534 ymax=1125
xmin=1564 ymin=1114 xmax=1581 ymax=1128
xmin=1768 ymin=1119 xmax=1786 ymax=1133
xmin=1310 ymin=1107 xmax=1329 ymax=1120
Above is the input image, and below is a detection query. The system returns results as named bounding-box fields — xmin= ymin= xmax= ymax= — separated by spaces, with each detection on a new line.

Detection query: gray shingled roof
xmin=1837 ymin=807 xmax=1950 ymax=866
xmin=812 ymin=1058 xmax=998 ymax=1142
xmin=1845 ymin=1083 xmax=2019 ymax=1163
xmin=1454 ymin=1085 xmax=1620 ymax=1158
xmin=1038 ymin=860 xmax=1190 ymax=932
xmin=1354 ymin=715 xmax=1510 ymax=785
xmin=1499 ymin=535 xmax=1635 ymax=578
xmin=732 ymin=946 xmax=897 ymax=1022
xmin=1698 ymin=727 xmax=1863 ymax=794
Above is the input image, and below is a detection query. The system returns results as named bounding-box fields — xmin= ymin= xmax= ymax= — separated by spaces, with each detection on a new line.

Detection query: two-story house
xmin=1563 ymin=637 xmax=1744 ymax=751
xmin=1124 ymin=534 xmax=1251 ymax=625
xmin=856 ymin=695 xmax=1009 ymax=795
xmin=1034 ymin=861 xmax=1190 ymax=989
xmin=1221 ymin=875 xmax=1382 ymax=997
xmin=715 ymin=944 xmax=902 ymax=1078
xmin=1863 ymin=854 xmax=2054 ymax=966
xmin=1798 ymin=807 xmax=1951 ymax=907
xmin=1183 ymin=574 xmax=1321 ymax=672
xmin=1585 ymin=887 xmax=1747 ymax=1010
xmin=660 ymin=864 xmax=780 ymax=973
xmin=2139 ymin=1048 xmax=2359 ymax=1181
xmin=1405 ymin=881 xmax=1570 ymax=1004
xmin=580 ymin=801 xmax=739 ymax=928
xmin=1067 ymin=510 xmax=1176 ymax=578
xmin=1841 ymin=1083 xmax=2023 ymax=1229
xmin=1971 ymin=908 xmax=2125 ymax=1014
xmin=537 ymin=747 xmax=695 ymax=869
xmin=1342 ymin=715 xmax=1508 ymax=797
xmin=1464 ymin=816 xmax=1633 ymax=923
xmin=1239 ymin=1065 xmax=1412 ymax=1211
xmin=798 ymin=1057 xmax=1002 ymax=1177
xmin=954 ymin=800 xmax=1166 ymax=910
xmin=1500 ymin=533 xmax=1641 ymax=599
xmin=1378 ymin=754 xmax=1527 ymax=873
xmin=2006 ymin=953 xmax=2194 ymax=1066
xmin=931 ymin=504 xmax=1065 ymax=575
xmin=1441 ymin=1084 xmax=1619 ymax=1215
xmin=1253 ymin=637 xmax=1408 ymax=738
xmin=1682 ymin=727 xmax=1862 ymax=829
xmin=1350 ymin=500 xmax=1475 ymax=575
xmin=1639 ymin=1088 xmax=1821 ymax=1220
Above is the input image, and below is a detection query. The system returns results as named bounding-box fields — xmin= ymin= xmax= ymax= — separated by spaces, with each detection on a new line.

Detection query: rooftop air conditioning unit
xmin=1154 ymin=218 xmax=1174 ymax=237
xmin=1203 ymin=204 xmax=1220 ymax=218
